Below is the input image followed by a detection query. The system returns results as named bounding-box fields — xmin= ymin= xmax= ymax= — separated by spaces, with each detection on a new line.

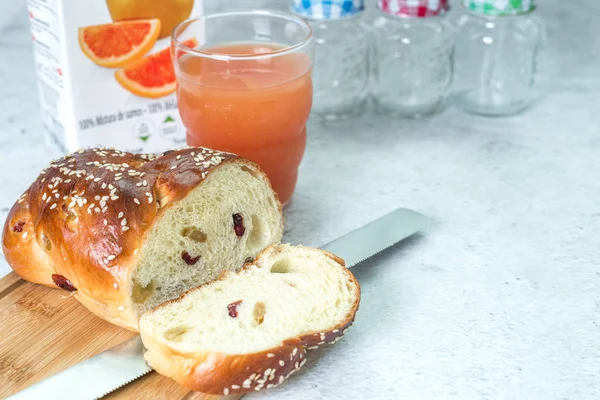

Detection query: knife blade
xmin=7 ymin=335 xmax=151 ymax=400
xmin=320 ymin=207 xmax=430 ymax=269
xmin=7 ymin=207 xmax=429 ymax=400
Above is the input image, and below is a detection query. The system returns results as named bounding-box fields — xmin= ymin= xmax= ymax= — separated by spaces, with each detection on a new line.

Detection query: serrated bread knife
xmin=7 ymin=207 xmax=430 ymax=400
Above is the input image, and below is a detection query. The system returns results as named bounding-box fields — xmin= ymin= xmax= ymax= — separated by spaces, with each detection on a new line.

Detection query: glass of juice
xmin=171 ymin=11 xmax=314 ymax=206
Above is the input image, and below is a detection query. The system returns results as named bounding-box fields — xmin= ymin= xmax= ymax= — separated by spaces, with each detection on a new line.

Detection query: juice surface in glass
xmin=177 ymin=43 xmax=313 ymax=205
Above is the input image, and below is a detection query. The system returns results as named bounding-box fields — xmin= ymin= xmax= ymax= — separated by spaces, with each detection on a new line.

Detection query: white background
xmin=1 ymin=1 xmax=599 ymax=399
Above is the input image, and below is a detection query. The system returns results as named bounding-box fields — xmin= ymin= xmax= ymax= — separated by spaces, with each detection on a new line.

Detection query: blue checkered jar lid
xmin=291 ymin=0 xmax=365 ymax=20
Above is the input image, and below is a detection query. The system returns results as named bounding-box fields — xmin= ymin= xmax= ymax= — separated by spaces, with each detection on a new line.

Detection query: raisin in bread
xmin=2 ymin=147 xmax=283 ymax=331
xmin=139 ymin=244 xmax=361 ymax=395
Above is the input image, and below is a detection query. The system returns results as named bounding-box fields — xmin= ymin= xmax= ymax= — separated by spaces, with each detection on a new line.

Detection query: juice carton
xmin=26 ymin=0 xmax=204 ymax=154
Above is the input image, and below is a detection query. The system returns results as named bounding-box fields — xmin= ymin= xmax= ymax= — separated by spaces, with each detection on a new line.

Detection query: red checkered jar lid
xmin=377 ymin=0 xmax=450 ymax=17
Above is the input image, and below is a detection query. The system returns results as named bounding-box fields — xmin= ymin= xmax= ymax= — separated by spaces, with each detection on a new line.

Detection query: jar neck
xmin=375 ymin=7 xmax=448 ymax=23
xmin=460 ymin=3 xmax=537 ymax=19
xmin=292 ymin=10 xmax=364 ymax=22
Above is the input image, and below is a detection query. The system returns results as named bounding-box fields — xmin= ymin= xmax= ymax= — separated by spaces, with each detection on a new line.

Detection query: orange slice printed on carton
xmin=115 ymin=38 xmax=198 ymax=99
xmin=106 ymin=0 xmax=195 ymax=40
xmin=78 ymin=19 xmax=161 ymax=68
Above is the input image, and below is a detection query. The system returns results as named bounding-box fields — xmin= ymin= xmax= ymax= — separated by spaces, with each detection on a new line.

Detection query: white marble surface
xmin=1 ymin=1 xmax=600 ymax=399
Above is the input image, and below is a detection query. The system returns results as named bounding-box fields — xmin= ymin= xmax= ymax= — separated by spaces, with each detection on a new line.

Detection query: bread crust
xmin=139 ymin=245 xmax=361 ymax=395
xmin=1 ymin=147 xmax=280 ymax=331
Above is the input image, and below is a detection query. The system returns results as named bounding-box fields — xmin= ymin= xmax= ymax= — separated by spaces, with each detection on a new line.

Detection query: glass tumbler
xmin=172 ymin=11 xmax=314 ymax=206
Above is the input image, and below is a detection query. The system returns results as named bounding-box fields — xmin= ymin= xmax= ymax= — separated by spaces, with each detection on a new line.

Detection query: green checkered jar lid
xmin=462 ymin=0 xmax=535 ymax=16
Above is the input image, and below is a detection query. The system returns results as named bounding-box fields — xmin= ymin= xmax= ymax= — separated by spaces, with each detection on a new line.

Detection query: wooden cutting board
xmin=0 ymin=272 xmax=241 ymax=399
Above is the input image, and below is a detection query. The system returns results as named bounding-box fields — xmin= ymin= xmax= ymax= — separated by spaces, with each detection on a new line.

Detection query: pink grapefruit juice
xmin=177 ymin=43 xmax=313 ymax=205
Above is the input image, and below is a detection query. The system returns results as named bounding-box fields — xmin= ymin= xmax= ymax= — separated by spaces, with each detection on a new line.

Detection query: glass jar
xmin=291 ymin=0 xmax=369 ymax=121
xmin=371 ymin=0 xmax=453 ymax=118
xmin=452 ymin=0 xmax=545 ymax=116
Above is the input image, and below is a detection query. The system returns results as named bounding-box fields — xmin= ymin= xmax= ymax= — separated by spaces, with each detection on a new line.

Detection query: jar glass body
xmin=310 ymin=15 xmax=370 ymax=120
xmin=371 ymin=13 xmax=453 ymax=118
xmin=452 ymin=10 xmax=545 ymax=116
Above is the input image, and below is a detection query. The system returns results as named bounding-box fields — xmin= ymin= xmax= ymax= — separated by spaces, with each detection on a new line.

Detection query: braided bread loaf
xmin=2 ymin=147 xmax=283 ymax=331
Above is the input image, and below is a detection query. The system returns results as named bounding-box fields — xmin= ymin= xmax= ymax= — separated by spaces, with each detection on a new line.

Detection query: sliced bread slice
xmin=139 ymin=243 xmax=361 ymax=395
